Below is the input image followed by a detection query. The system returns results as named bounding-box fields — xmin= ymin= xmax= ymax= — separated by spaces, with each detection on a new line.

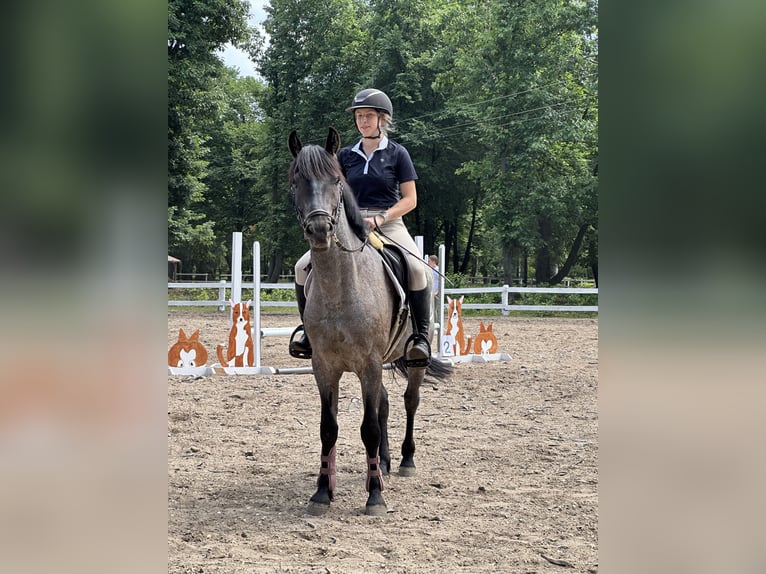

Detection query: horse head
xmin=288 ymin=127 xmax=345 ymax=250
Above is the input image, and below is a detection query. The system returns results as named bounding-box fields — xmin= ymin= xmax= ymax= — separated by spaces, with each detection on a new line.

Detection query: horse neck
xmin=309 ymin=218 xmax=366 ymax=284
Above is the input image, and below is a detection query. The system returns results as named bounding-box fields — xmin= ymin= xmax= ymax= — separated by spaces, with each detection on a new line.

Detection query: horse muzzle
xmin=304 ymin=212 xmax=334 ymax=248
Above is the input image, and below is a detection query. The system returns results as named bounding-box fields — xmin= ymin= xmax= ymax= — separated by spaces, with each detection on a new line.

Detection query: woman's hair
xmin=379 ymin=112 xmax=396 ymax=136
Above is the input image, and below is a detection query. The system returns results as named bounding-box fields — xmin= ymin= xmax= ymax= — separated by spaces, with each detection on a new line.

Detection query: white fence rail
xmin=168 ymin=235 xmax=596 ymax=314
xmin=168 ymin=281 xmax=597 ymax=314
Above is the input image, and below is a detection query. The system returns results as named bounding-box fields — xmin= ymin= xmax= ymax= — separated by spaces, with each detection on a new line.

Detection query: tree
xmin=168 ymin=0 xmax=251 ymax=269
xmin=363 ymin=0 xmax=483 ymax=266
xmin=168 ymin=0 xmax=598 ymax=284
xmin=434 ymin=0 xmax=598 ymax=284
xmin=256 ymin=0 xmax=370 ymax=281
xmin=201 ymin=71 xmax=268 ymax=277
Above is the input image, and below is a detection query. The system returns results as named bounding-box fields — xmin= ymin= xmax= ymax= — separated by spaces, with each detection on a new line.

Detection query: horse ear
xmin=325 ymin=126 xmax=340 ymax=155
xmin=288 ymin=129 xmax=302 ymax=158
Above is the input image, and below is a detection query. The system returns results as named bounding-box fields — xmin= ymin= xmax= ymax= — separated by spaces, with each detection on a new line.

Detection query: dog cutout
xmin=216 ymin=299 xmax=255 ymax=367
xmin=445 ymin=295 xmax=472 ymax=357
xmin=168 ymin=328 xmax=209 ymax=367
xmin=473 ymin=321 xmax=498 ymax=356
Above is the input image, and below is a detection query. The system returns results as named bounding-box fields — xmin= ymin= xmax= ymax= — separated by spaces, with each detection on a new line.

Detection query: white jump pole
xmin=231 ymin=232 xmax=243 ymax=310
xmin=437 ymin=243 xmax=446 ymax=358
xmin=253 ymin=241 xmax=262 ymax=369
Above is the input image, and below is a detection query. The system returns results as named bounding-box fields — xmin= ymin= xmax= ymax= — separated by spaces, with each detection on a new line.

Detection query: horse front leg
xmin=377 ymin=383 xmax=391 ymax=476
xmin=307 ymin=370 xmax=340 ymax=516
xmin=360 ymin=365 xmax=387 ymax=516
xmin=399 ymin=368 xmax=425 ymax=476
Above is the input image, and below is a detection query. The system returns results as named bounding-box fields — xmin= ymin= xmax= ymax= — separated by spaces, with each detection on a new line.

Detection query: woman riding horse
xmin=287 ymin=125 xmax=452 ymax=515
xmin=290 ymin=88 xmax=432 ymax=368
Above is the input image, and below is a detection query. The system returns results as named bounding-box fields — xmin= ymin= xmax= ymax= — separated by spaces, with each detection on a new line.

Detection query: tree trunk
xmin=586 ymin=227 xmax=598 ymax=287
xmin=459 ymin=189 xmax=480 ymax=274
xmin=548 ymin=224 xmax=588 ymax=285
xmin=267 ymin=250 xmax=283 ymax=283
xmin=448 ymin=221 xmax=460 ymax=274
xmin=502 ymin=244 xmax=520 ymax=302
xmin=443 ymin=220 xmax=453 ymax=273
xmin=535 ymin=217 xmax=553 ymax=285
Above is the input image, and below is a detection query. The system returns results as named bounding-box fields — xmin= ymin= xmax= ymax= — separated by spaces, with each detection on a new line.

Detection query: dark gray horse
xmin=288 ymin=127 xmax=453 ymax=516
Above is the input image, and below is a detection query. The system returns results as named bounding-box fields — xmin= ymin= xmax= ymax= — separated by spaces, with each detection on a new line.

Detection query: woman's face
xmin=354 ymin=108 xmax=382 ymax=138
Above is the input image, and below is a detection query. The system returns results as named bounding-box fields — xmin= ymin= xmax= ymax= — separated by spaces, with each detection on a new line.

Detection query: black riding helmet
xmin=346 ymin=88 xmax=393 ymax=118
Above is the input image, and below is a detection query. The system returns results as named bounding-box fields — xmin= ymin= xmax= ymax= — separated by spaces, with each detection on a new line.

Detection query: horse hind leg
xmin=377 ymin=384 xmax=391 ymax=476
xmin=399 ymin=368 xmax=424 ymax=476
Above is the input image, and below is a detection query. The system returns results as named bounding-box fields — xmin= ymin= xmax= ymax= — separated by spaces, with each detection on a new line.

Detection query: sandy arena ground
xmin=168 ymin=310 xmax=598 ymax=573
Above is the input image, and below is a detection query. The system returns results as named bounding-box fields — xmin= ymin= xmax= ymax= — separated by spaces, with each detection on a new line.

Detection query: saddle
xmin=300 ymin=231 xmax=413 ymax=363
xmin=369 ymin=232 xmax=414 ymax=363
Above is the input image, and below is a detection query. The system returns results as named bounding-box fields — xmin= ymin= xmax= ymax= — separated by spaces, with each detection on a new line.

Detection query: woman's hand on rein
xmin=365 ymin=215 xmax=382 ymax=229
xmin=365 ymin=211 xmax=388 ymax=229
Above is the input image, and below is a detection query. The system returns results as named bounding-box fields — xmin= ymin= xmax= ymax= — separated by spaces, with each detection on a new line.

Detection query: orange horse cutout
xmin=217 ymin=299 xmax=255 ymax=367
xmin=168 ymin=328 xmax=209 ymax=367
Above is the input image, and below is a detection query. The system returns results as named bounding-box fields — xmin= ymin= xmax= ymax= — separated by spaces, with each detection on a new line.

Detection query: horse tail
xmin=426 ymin=356 xmax=454 ymax=381
xmin=392 ymin=356 xmax=453 ymax=383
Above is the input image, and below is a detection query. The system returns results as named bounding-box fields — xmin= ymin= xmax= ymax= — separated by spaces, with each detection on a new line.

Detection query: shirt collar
xmin=352 ymin=136 xmax=389 ymax=154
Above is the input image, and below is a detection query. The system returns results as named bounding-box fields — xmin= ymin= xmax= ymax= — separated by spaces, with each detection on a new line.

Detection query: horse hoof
xmin=365 ymin=503 xmax=388 ymax=517
xmin=306 ymin=500 xmax=331 ymax=516
xmin=398 ymin=463 xmax=417 ymax=477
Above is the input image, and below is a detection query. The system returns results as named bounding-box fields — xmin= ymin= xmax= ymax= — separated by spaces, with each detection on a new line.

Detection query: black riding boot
xmin=289 ymin=284 xmax=312 ymax=359
xmin=404 ymin=286 xmax=432 ymax=367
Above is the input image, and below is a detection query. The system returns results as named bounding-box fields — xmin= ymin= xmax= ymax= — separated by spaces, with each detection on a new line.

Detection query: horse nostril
xmin=307 ymin=216 xmax=332 ymax=237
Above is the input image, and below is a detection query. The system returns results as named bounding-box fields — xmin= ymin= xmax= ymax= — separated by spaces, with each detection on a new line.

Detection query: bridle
xmin=291 ymin=176 xmax=342 ymax=230
xmin=290 ymin=177 xmax=368 ymax=253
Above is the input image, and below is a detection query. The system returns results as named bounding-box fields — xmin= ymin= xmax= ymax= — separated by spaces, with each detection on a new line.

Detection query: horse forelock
xmin=289 ymin=145 xmax=341 ymax=183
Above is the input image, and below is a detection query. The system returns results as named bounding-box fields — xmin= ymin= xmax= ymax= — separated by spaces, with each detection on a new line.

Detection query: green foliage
xmin=167 ymin=0 xmax=598 ymax=283
xmin=168 ymin=287 xmax=220 ymax=302
xmin=260 ymin=287 xmax=296 ymax=302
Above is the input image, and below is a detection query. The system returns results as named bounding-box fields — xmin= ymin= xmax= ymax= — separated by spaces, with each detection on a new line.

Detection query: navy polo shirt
xmin=337 ymin=137 xmax=418 ymax=210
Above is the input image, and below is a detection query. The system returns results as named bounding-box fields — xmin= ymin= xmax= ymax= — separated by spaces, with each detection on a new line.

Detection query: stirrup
xmin=289 ymin=325 xmax=312 ymax=359
xmin=403 ymin=333 xmax=431 ymax=368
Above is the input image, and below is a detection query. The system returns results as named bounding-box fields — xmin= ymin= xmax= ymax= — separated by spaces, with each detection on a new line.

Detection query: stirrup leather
xmin=403 ymin=333 xmax=431 ymax=368
xmin=289 ymin=324 xmax=312 ymax=359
